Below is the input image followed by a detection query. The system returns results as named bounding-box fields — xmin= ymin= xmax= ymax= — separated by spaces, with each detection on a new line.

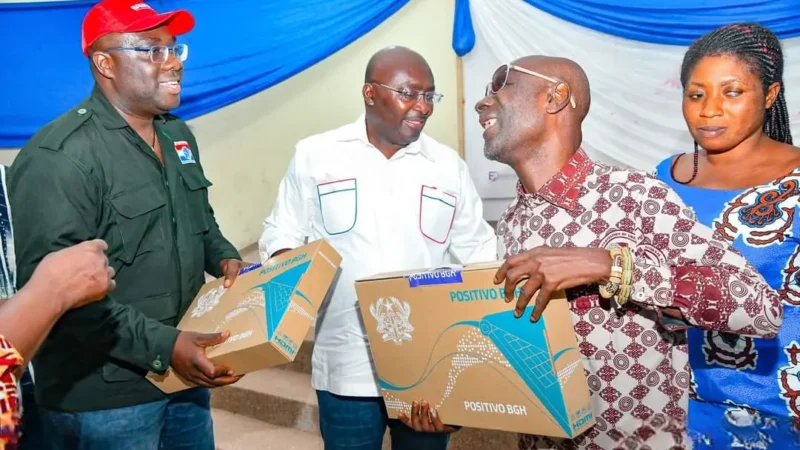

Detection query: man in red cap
xmin=9 ymin=1 xmax=244 ymax=448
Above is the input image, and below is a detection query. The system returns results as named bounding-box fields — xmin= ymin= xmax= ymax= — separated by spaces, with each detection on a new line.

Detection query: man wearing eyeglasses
xmin=461 ymin=55 xmax=780 ymax=449
xmin=8 ymin=1 xmax=244 ymax=448
xmin=259 ymin=46 xmax=497 ymax=450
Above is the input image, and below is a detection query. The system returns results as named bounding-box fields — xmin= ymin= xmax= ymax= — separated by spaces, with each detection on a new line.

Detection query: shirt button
xmin=152 ymin=359 xmax=163 ymax=370
xmin=77 ymin=108 xmax=87 ymax=115
xmin=165 ymin=181 xmax=169 ymax=188
xmin=172 ymin=217 xmax=176 ymax=224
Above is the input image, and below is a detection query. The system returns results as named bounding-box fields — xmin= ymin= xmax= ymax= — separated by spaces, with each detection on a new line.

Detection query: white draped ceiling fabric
xmin=462 ymin=0 xmax=800 ymax=205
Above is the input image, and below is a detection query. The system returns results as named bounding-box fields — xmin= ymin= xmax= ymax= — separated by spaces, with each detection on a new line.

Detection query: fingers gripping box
xmin=354 ymin=262 xmax=595 ymax=438
xmin=147 ymin=239 xmax=341 ymax=393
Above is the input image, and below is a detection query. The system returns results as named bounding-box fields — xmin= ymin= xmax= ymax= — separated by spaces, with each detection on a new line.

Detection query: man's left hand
xmin=398 ymin=400 xmax=460 ymax=433
xmin=220 ymin=259 xmax=244 ymax=288
xmin=494 ymin=247 xmax=612 ymax=322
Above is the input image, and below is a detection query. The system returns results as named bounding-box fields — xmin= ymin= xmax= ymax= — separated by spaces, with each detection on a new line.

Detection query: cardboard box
xmin=354 ymin=262 xmax=595 ymax=438
xmin=147 ymin=239 xmax=341 ymax=393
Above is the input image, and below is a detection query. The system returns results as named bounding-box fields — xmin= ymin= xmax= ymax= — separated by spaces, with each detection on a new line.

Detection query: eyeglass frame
xmin=485 ymin=64 xmax=576 ymax=109
xmin=370 ymin=82 xmax=444 ymax=105
xmin=103 ymin=44 xmax=189 ymax=64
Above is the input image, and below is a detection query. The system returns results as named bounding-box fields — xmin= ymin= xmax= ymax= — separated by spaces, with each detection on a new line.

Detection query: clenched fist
xmin=30 ymin=239 xmax=116 ymax=312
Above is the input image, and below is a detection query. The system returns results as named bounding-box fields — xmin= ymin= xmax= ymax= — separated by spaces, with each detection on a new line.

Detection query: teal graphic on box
xmin=148 ymin=240 xmax=342 ymax=393
xmin=355 ymin=262 xmax=595 ymax=437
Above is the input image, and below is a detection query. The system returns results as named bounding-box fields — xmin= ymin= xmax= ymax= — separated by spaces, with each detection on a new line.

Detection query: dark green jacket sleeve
xmin=10 ymin=149 xmax=179 ymax=374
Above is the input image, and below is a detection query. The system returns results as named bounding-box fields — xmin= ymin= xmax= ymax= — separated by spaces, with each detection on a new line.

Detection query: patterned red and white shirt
xmin=501 ymin=150 xmax=783 ymax=450
xmin=0 ymin=335 xmax=21 ymax=450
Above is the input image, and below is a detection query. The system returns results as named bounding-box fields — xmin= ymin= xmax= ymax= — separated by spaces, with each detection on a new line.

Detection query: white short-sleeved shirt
xmin=259 ymin=115 xmax=498 ymax=397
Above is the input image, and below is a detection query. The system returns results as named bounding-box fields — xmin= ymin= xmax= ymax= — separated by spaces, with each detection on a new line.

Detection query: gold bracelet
xmin=607 ymin=246 xmax=624 ymax=284
xmin=599 ymin=280 xmax=619 ymax=299
xmin=620 ymin=245 xmax=634 ymax=285
xmin=600 ymin=245 xmax=625 ymax=299
xmin=617 ymin=284 xmax=632 ymax=306
xmin=616 ymin=245 xmax=634 ymax=305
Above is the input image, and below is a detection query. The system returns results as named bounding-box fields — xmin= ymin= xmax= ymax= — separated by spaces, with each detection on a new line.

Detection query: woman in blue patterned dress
xmin=655 ymin=23 xmax=800 ymax=448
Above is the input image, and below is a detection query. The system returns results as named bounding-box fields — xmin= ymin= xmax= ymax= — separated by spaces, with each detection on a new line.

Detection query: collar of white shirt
xmin=333 ymin=114 xmax=437 ymax=162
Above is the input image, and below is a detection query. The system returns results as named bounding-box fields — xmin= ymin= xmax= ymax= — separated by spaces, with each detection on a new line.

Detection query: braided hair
xmin=681 ymin=23 xmax=792 ymax=145
xmin=672 ymin=23 xmax=793 ymax=184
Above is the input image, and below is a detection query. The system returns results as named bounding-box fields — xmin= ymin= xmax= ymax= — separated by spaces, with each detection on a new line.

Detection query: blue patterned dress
xmin=656 ymin=158 xmax=800 ymax=448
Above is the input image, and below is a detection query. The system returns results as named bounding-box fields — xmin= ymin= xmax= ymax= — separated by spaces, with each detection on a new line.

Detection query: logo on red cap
xmin=130 ymin=3 xmax=154 ymax=12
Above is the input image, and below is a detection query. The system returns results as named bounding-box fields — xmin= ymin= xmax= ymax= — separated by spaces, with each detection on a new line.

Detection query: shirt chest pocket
xmin=317 ymin=178 xmax=358 ymax=235
xmin=180 ymin=169 xmax=213 ymax=235
xmin=109 ymin=186 xmax=167 ymax=264
xmin=419 ymin=185 xmax=457 ymax=244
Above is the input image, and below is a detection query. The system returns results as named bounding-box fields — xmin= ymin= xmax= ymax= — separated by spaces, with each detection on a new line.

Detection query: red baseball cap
xmin=81 ymin=0 xmax=195 ymax=56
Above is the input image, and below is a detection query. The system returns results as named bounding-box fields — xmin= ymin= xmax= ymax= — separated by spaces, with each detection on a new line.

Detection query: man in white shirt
xmin=259 ymin=47 xmax=497 ymax=449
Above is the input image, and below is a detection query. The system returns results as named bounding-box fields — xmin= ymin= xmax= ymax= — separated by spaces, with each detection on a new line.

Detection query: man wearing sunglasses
xmin=467 ymin=56 xmax=780 ymax=449
xmin=8 ymin=1 xmax=244 ymax=448
xmin=259 ymin=46 xmax=497 ymax=450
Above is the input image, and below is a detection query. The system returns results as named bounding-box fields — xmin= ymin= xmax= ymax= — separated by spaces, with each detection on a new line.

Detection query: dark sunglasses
xmin=485 ymin=64 xmax=576 ymax=109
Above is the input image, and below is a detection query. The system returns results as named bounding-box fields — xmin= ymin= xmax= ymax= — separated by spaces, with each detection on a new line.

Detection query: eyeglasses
xmin=485 ymin=64 xmax=576 ymax=109
xmin=372 ymin=82 xmax=443 ymax=105
xmin=104 ymin=44 xmax=189 ymax=64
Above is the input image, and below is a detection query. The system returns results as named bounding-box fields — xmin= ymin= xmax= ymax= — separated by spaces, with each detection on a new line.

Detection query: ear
xmin=765 ymin=81 xmax=781 ymax=110
xmin=545 ymin=82 xmax=572 ymax=114
xmin=91 ymin=52 xmax=115 ymax=80
xmin=363 ymin=83 xmax=376 ymax=106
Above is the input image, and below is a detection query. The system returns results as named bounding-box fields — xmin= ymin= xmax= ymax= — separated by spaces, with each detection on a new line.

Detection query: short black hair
xmin=681 ymin=23 xmax=792 ymax=145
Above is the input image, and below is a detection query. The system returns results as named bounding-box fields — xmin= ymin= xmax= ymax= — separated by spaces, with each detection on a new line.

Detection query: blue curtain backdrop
xmin=0 ymin=0 xmax=409 ymax=148
xmin=453 ymin=0 xmax=800 ymax=56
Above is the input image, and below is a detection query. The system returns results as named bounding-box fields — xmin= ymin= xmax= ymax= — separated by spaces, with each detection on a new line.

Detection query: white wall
xmin=0 ymin=0 xmax=463 ymax=249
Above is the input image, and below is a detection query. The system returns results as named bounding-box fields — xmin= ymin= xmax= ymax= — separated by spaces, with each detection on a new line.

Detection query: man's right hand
xmin=398 ymin=400 xmax=460 ymax=434
xmin=29 ymin=239 xmax=116 ymax=312
xmin=170 ymin=331 xmax=243 ymax=388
